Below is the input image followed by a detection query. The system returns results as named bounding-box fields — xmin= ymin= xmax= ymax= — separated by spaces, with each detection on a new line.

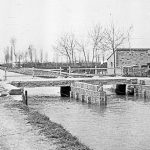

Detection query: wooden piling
xmin=25 ymin=90 xmax=28 ymax=105
xmin=144 ymin=90 xmax=146 ymax=99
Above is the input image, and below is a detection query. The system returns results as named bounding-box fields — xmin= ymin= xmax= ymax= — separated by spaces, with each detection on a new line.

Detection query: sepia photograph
xmin=0 ymin=0 xmax=150 ymax=149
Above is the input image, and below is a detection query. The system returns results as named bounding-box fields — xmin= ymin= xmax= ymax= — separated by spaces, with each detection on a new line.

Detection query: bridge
xmin=0 ymin=68 xmax=148 ymax=105
xmin=9 ymin=76 xmax=137 ymax=88
xmin=0 ymin=66 xmax=137 ymax=87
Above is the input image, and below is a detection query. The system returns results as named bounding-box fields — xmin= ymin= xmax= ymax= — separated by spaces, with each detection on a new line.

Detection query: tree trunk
xmin=113 ymin=48 xmax=116 ymax=75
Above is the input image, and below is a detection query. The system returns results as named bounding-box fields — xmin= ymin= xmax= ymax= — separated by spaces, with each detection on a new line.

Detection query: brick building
xmin=107 ymin=48 xmax=150 ymax=75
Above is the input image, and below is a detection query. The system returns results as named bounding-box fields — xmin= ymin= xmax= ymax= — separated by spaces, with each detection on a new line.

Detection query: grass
xmin=5 ymin=100 xmax=92 ymax=150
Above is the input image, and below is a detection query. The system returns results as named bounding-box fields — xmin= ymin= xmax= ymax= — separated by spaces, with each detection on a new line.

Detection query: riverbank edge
xmin=5 ymin=98 xmax=92 ymax=150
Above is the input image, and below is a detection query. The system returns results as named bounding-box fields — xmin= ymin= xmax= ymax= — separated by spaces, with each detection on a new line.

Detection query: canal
xmin=27 ymin=87 xmax=150 ymax=150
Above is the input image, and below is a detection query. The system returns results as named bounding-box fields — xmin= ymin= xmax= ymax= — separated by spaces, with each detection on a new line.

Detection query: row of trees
xmin=3 ymin=23 xmax=132 ymax=73
xmin=3 ymin=38 xmax=48 ymax=64
xmin=53 ymin=23 xmax=132 ymax=72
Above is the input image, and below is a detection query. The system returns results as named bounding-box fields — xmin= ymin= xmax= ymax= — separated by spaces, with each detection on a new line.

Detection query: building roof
xmin=107 ymin=48 xmax=150 ymax=60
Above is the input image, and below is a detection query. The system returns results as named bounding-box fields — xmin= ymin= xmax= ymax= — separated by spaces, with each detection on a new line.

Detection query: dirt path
xmin=0 ymin=96 xmax=57 ymax=150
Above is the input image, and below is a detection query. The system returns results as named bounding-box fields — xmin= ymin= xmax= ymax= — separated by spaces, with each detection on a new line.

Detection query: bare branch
xmin=89 ymin=24 xmax=105 ymax=63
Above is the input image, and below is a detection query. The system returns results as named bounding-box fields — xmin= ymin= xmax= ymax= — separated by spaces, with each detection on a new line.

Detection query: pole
xmin=4 ymin=67 xmax=7 ymax=81
xmin=69 ymin=66 xmax=71 ymax=75
xmin=95 ymin=66 xmax=97 ymax=74
xmin=32 ymin=67 xmax=34 ymax=78
xmin=25 ymin=90 xmax=28 ymax=105
xmin=60 ymin=67 xmax=62 ymax=76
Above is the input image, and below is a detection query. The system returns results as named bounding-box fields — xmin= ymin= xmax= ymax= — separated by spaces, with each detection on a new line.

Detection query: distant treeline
xmin=1 ymin=62 xmax=107 ymax=70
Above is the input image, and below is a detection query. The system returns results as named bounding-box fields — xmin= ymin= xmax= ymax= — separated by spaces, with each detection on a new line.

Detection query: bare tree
xmin=10 ymin=46 xmax=13 ymax=63
xmin=17 ymin=51 xmax=23 ymax=67
xmin=24 ymin=51 xmax=28 ymax=62
xmin=127 ymin=25 xmax=133 ymax=50
xmin=28 ymin=45 xmax=33 ymax=62
xmin=89 ymin=24 xmax=104 ymax=64
xmin=10 ymin=37 xmax=17 ymax=63
xmin=76 ymin=40 xmax=88 ymax=66
xmin=54 ymin=33 xmax=77 ymax=64
xmin=34 ymin=48 xmax=37 ymax=62
xmin=40 ymin=49 xmax=43 ymax=63
xmin=44 ymin=52 xmax=48 ymax=62
xmin=3 ymin=46 xmax=10 ymax=63
xmin=104 ymin=23 xmax=128 ymax=75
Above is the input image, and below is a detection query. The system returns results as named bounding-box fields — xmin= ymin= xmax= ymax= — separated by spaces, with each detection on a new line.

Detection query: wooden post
xmin=70 ymin=91 xmax=73 ymax=98
xmin=4 ymin=67 xmax=7 ymax=81
xmin=104 ymin=93 xmax=107 ymax=105
xmin=32 ymin=67 xmax=34 ymax=78
xmin=25 ymin=90 xmax=28 ymax=105
xmin=60 ymin=67 xmax=62 ymax=76
xmin=95 ymin=66 xmax=97 ymax=74
xmin=69 ymin=66 xmax=71 ymax=75
xmin=144 ymin=90 xmax=146 ymax=99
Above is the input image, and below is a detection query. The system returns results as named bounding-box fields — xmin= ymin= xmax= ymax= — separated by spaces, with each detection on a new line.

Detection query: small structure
xmin=70 ymin=82 xmax=107 ymax=105
xmin=115 ymin=78 xmax=138 ymax=95
xmin=107 ymin=48 xmax=150 ymax=75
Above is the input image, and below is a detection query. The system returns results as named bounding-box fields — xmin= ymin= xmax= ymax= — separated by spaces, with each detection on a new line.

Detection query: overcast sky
xmin=0 ymin=0 xmax=150 ymax=61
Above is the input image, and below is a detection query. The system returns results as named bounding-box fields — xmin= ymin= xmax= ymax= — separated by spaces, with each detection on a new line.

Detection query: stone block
xmin=9 ymin=89 xmax=23 ymax=95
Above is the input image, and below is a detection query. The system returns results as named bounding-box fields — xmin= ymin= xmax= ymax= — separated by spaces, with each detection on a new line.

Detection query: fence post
xmin=60 ymin=67 xmax=62 ymax=76
xmin=32 ymin=67 xmax=35 ymax=78
xmin=25 ymin=90 xmax=28 ymax=105
xmin=4 ymin=67 xmax=7 ymax=81
xmin=69 ymin=66 xmax=71 ymax=75
xmin=95 ymin=66 xmax=97 ymax=75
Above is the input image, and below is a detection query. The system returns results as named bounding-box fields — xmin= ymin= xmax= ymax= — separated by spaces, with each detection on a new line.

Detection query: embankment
xmin=6 ymin=99 xmax=92 ymax=150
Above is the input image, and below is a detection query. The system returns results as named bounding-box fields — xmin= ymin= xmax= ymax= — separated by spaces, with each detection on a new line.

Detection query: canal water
xmin=27 ymin=87 xmax=150 ymax=150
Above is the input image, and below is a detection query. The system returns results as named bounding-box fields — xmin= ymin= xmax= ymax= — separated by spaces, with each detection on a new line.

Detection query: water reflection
xmin=87 ymin=103 xmax=107 ymax=117
xmin=29 ymin=92 xmax=150 ymax=150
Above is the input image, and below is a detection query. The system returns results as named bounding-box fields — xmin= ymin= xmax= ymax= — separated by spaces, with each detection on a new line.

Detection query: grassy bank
xmin=5 ymin=100 xmax=92 ymax=150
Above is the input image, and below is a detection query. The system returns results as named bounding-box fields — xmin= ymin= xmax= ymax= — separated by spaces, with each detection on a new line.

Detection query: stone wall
xmin=117 ymin=50 xmax=150 ymax=67
xmin=71 ymin=82 xmax=107 ymax=105
xmin=138 ymin=85 xmax=150 ymax=98
xmin=123 ymin=67 xmax=147 ymax=77
xmin=131 ymin=79 xmax=150 ymax=98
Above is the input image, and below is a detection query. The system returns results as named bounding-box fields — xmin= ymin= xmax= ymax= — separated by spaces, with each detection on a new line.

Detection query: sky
xmin=0 ymin=0 xmax=150 ymax=62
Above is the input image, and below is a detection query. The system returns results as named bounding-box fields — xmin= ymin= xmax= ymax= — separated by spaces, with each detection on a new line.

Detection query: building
xmin=107 ymin=48 xmax=150 ymax=75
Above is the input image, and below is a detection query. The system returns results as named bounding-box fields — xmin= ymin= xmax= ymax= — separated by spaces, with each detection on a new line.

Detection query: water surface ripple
xmin=28 ymin=88 xmax=150 ymax=150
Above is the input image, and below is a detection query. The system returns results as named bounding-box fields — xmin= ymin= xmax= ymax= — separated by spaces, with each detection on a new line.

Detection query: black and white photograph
xmin=0 ymin=0 xmax=150 ymax=149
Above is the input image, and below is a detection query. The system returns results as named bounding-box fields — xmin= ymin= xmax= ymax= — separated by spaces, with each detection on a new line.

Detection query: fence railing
xmin=0 ymin=66 xmax=109 ymax=80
